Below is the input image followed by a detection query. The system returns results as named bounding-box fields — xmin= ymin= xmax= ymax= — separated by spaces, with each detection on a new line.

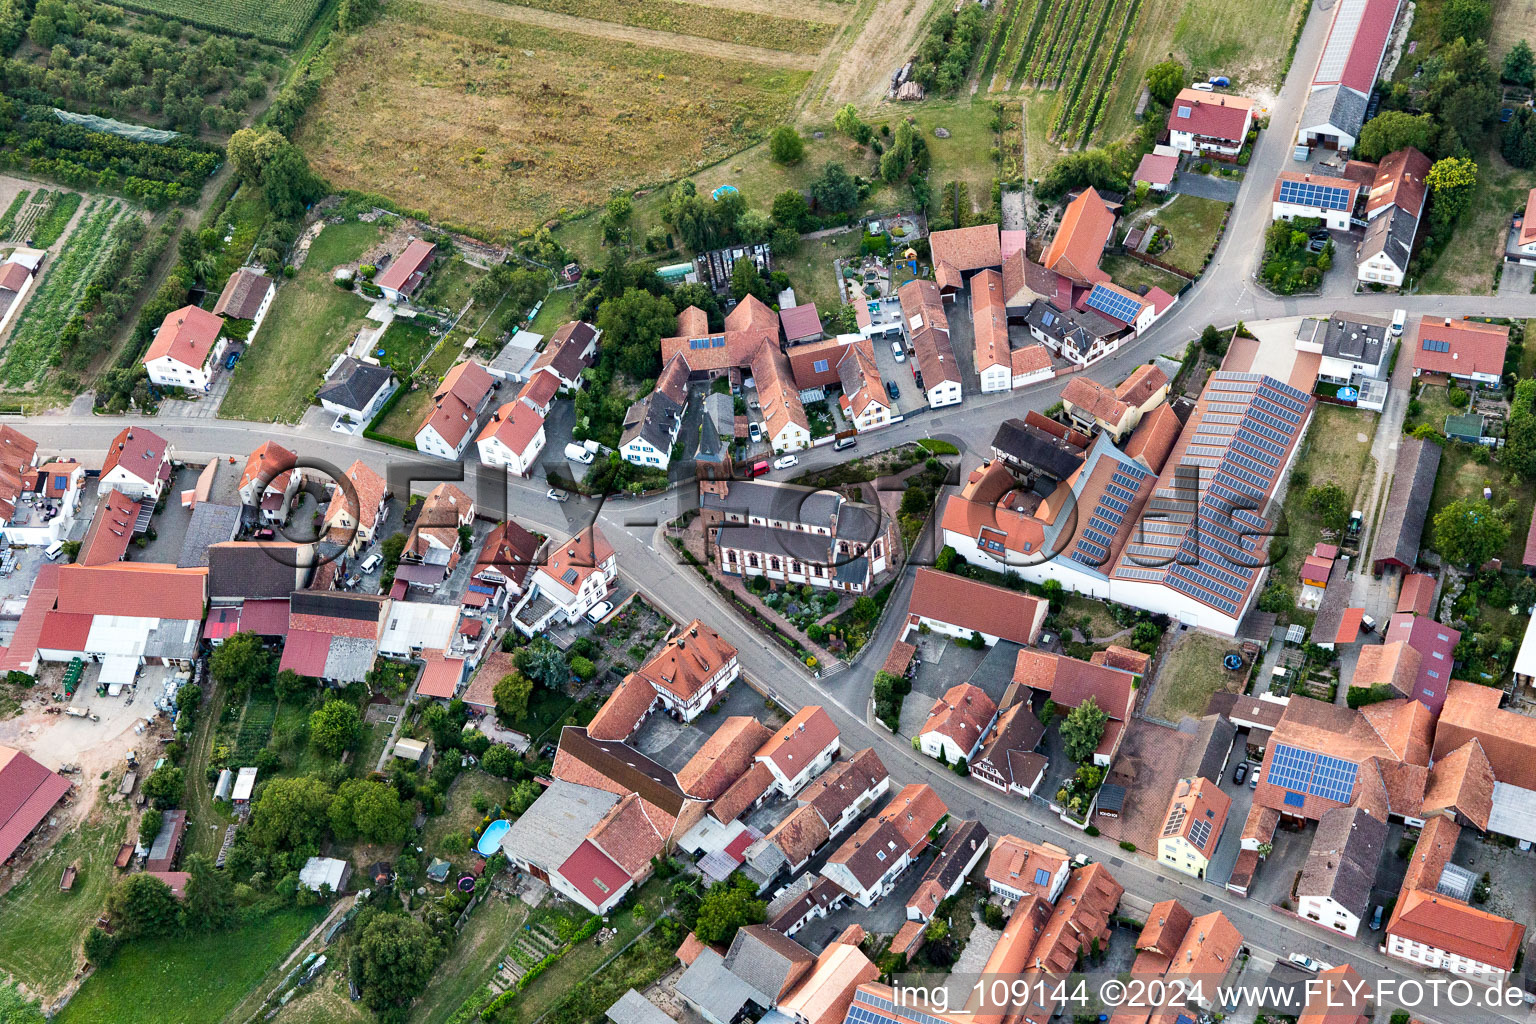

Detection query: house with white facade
xmin=629 ymin=619 xmax=740 ymax=722
xmin=619 ymin=355 xmax=687 ymax=470
xmin=756 ymin=706 xmax=840 ymax=797
xmin=476 ymin=400 xmax=546 ymax=476
xmin=318 ymin=357 xmax=395 ymax=427
xmin=1297 ymin=805 xmax=1386 ymax=938
xmin=99 ymin=426 xmax=172 ymax=502
xmin=1167 ymin=89 xmax=1254 ymax=157
xmin=834 ymin=339 xmax=893 ymax=432
xmin=917 ymin=683 xmax=998 ymax=764
xmin=510 ymin=525 xmax=617 ymax=635
xmin=984 ymin=834 xmax=1070 ymax=904
xmin=1272 ymin=172 xmax=1361 ymax=231
xmin=897 ymin=279 xmax=961 ymax=409
xmin=322 ymin=460 xmax=389 ymax=557
xmin=143 ymin=305 xmax=225 ymax=391
xmin=211 ymin=268 xmax=276 ymax=339
xmin=377 ymin=239 xmax=435 ymax=304
xmin=415 ymin=360 xmax=497 ymax=460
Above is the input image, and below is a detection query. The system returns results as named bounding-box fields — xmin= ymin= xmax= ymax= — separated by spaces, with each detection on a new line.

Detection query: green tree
xmin=356 ymin=912 xmax=444 ymax=1013
xmin=139 ymin=807 xmax=162 ymax=844
xmin=694 ymin=876 xmax=767 ymax=945
xmin=210 ymin=631 xmax=272 ymax=697
xmin=182 ymin=853 xmax=236 ymax=932
xmin=493 ymin=670 xmax=533 ymax=722
xmin=1305 ymin=483 xmax=1351 ymax=533
xmin=1200 ymin=324 xmax=1226 ymax=354
xmin=833 ymin=103 xmax=870 ymax=143
xmin=811 ymin=163 xmax=859 ymax=214
xmin=337 ymin=0 xmax=381 ymax=31
xmin=1427 ymin=156 xmax=1479 ymax=227
xmin=1443 ymin=0 xmax=1490 ymax=42
xmin=569 ymin=655 xmax=596 ymax=680
xmin=481 ymin=744 xmax=520 ymax=778
xmin=274 ymin=668 xmax=312 ymax=703
xmin=1433 ymin=497 xmax=1513 ymax=567
xmin=309 ymin=700 xmax=362 ymax=757
xmin=331 ymin=779 xmax=411 ymax=844
xmin=1356 ymin=111 xmax=1438 ymax=161
xmin=596 ymin=287 xmax=676 ymax=380
xmin=105 ymin=874 xmax=181 ymax=938
xmin=606 ymin=194 xmax=633 ymax=224
xmin=1146 ymin=59 xmax=1187 ymax=106
xmin=770 ymin=125 xmax=805 ymax=165
xmin=1503 ymin=39 xmax=1536 ymax=86
xmin=771 ymin=189 xmax=810 ymax=231
xmin=516 ymin=638 xmax=572 ymax=690
xmin=731 ymin=258 xmax=772 ymax=303
xmin=1060 ymin=697 xmax=1108 ymax=763
xmin=771 ymin=227 xmax=801 ymax=257
xmin=143 ymin=764 xmax=184 ymax=807
xmin=1503 ymin=379 xmax=1536 ymax=478
xmin=249 ymin=775 xmax=333 ymax=853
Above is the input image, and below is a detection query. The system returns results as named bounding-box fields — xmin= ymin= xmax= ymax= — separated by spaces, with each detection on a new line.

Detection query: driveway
xmin=1203 ymin=732 xmax=1255 ymax=886
xmin=867 ymin=332 xmax=926 ymax=416
xmin=1171 ymin=171 xmax=1242 ymax=203
xmin=1499 ymin=259 xmax=1534 ymax=297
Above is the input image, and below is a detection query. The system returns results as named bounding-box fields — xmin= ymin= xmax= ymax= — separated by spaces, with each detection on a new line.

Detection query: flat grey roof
xmin=500 ymin=779 xmax=620 ymax=872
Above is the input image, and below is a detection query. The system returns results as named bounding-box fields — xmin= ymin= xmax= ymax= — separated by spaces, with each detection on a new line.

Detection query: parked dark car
xmin=1233 ymin=762 xmax=1248 ymax=784
xmin=225 ymin=351 xmax=241 ymax=370
xmin=886 ymin=380 xmax=900 ymax=399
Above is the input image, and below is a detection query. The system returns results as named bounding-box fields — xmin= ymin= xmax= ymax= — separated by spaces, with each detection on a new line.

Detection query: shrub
xmin=1119 ymin=840 xmax=1136 ymax=852
xmin=568 ymin=655 xmax=596 ymax=680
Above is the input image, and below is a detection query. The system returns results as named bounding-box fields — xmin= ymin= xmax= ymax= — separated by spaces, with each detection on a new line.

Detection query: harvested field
xmin=484 ymin=0 xmax=843 ymax=54
xmin=295 ymin=0 xmax=811 ymax=234
xmin=805 ymin=0 xmax=941 ymax=115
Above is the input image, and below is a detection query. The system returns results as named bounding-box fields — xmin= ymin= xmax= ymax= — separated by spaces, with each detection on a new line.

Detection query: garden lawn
xmin=1272 ymin=404 xmax=1376 ymax=590
xmin=525 ymin=286 xmax=576 ymax=338
xmin=418 ymin=255 xmax=488 ymax=313
xmin=219 ymin=221 xmax=384 ymax=422
xmin=56 ymin=907 xmax=325 ymax=1024
xmin=1144 ymin=630 xmax=1245 ymax=722
xmin=0 ymin=807 xmax=128 ymax=998
xmin=503 ymin=876 xmax=671 ymax=1022
xmin=1149 ymin=194 xmax=1229 ymax=276
xmin=776 ymin=230 xmax=862 ymax=315
xmin=1062 ymin=595 xmax=1121 ymax=641
xmin=375 ymin=316 xmax=439 ymax=376
xmin=410 ymin=896 xmax=526 ymax=1024
xmin=1419 ymin=149 xmax=1536 ymax=295
xmin=207 ymin=186 xmax=270 ymax=298
xmin=529 ymin=922 xmax=680 ymax=1024
xmin=1100 ymin=253 xmax=1188 ymax=297
xmin=1404 ymin=382 xmax=1461 ymax=437
xmin=369 ymin=384 xmax=433 ymax=445
xmin=1426 ymin=442 xmax=1536 ymax=566
xmin=421 ymin=770 xmax=518 ymax=855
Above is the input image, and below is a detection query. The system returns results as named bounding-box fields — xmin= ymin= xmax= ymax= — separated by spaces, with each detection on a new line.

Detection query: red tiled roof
xmin=1336 ymin=607 xmax=1365 ymax=644
xmin=324 ymin=460 xmax=388 ymax=541
xmin=779 ymin=303 xmax=822 ymax=341
xmin=518 ymin=369 xmax=561 ymax=410
xmin=477 ymin=400 xmax=544 ymax=454
xmin=877 ymin=782 xmax=948 ymax=851
xmin=211 ymin=268 xmax=273 ymax=320
xmin=634 ymin=619 xmax=737 ymax=703
xmin=1521 ymin=188 xmax=1536 ymax=247
xmin=55 ymin=563 xmax=206 ymax=620
xmin=1397 ymin=573 xmax=1436 ymax=614
xmin=376 ymin=238 xmax=435 ymax=295
xmin=421 ymin=360 xmax=495 ymax=448
xmin=0 ymin=745 xmax=71 ymax=864
xmin=1135 ymin=153 xmax=1178 ymax=187
xmin=1121 ymin=403 xmax=1182 ymax=474
xmin=558 ymin=839 xmax=631 ymax=910
xmin=101 ymin=426 xmax=166 ymax=487
xmin=145 ymin=304 xmax=222 ymax=369
xmin=1433 ymin=679 xmax=1536 ymax=791
xmin=711 ymin=761 xmax=774 ymax=823
xmin=1366 ymin=147 xmax=1431 ymax=218
xmin=239 ymin=599 xmax=290 ymax=636
xmin=78 ymin=489 xmax=141 ymax=565
xmin=757 ymin=706 xmax=839 ymax=776
xmin=677 ymin=716 xmax=773 ymax=800
xmin=907 ymin=568 xmax=1047 ymax=647
xmin=929 ymin=224 xmax=1002 ymax=290
xmin=920 ymin=683 xmax=997 ymax=753
xmin=462 ymin=650 xmax=513 ymax=712
xmin=1044 ymin=188 xmax=1115 ymax=286
xmin=0 ymin=262 xmax=29 ymax=292
xmin=588 ymin=791 xmax=666 ymax=877
xmin=38 ymin=611 xmax=92 ymax=652
xmin=882 ymin=641 xmax=916 ymax=678
xmin=1324 ymin=0 xmax=1401 ymax=93
xmin=969 ymin=268 xmax=1011 ymax=374
xmin=788 ymin=336 xmax=859 ymax=389
xmin=278 ymin=630 xmax=332 ymax=677
xmin=416 ymin=652 xmax=464 ymax=700
xmin=1390 ymin=888 xmax=1525 ymax=970
xmin=1168 ymin=89 xmax=1254 ymax=143
xmin=586 ymin=676 xmax=658 ymax=742
xmin=1412 ymin=318 xmax=1509 ymax=378
xmin=1160 ymin=777 xmax=1230 ymax=857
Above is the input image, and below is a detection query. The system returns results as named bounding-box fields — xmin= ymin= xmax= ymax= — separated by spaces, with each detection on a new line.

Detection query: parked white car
xmin=892 ymin=341 xmax=906 ymax=363
xmin=773 ymin=455 xmax=798 ymax=470
xmin=585 ymin=600 xmax=614 ymax=623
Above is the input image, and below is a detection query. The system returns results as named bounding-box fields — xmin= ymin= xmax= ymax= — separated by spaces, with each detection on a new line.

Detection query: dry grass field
xmin=296 ymin=0 xmax=838 ymax=234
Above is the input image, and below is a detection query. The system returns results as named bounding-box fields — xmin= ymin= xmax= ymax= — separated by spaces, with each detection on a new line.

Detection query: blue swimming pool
xmin=477 ymin=819 xmax=511 ymax=856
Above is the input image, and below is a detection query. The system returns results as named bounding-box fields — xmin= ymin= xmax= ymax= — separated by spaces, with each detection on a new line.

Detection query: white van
xmin=44 ymin=540 xmax=64 ymax=561
xmin=1390 ymin=308 xmax=1406 ymax=336
xmin=564 ymin=442 xmax=595 ymax=464
xmin=360 ymin=553 xmax=382 ymax=574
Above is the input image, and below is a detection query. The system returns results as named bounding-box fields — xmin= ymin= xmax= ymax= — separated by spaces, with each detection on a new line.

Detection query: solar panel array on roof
xmin=1277 ymin=178 xmax=1354 ymax=210
xmin=1113 ymin=373 xmax=1312 ymax=619
xmin=1268 ymin=743 xmax=1359 ymax=803
xmin=1422 ymin=338 xmax=1449 ymax=353
xmin=1188 ymin=816 xmax=1212 ymax=850
xmin=1085 ymin=284 xmax=1143 ymax=325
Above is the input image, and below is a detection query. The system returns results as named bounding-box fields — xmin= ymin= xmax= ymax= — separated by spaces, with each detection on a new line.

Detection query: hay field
xmin=295 ymin=0 xmax=825 ymax=233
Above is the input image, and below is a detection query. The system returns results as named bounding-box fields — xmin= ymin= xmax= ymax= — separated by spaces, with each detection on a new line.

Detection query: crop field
xmin=980 ymin=0 xmax=1303 ymax=150
xmin=294 ymin=0 xmax=812 ymax=234
xmin=1 ymin=198 xmax=128 ymax=389
xmin=113 ymin=0 xmax=326 ymax=45
xmin=485 ymin=0 xmax=842 ymax=54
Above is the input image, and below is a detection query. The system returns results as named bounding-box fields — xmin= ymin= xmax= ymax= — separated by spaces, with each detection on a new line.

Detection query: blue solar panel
xmin=1284 ymin=790 xmax=1306 ymax=808
xmin=1423 ymin=338 xmax=1450 ymax=353
xmin=1277 ymin=178 xmax=1353 ymax=211
xmin=1086 ymin=284 xmax=1143 ymax=324
xmin=1034 ymin=868 xmax=1051 ymax=886
xmin=1268 ymin=743 xmax=1358 ymax=803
